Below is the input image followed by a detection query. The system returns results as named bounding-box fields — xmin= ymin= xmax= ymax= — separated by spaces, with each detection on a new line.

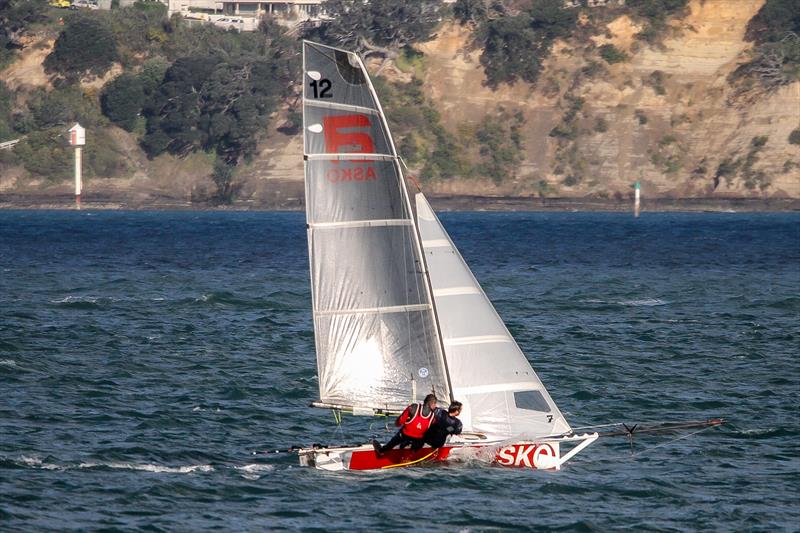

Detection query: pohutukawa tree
xmin=308 ymin=0 xmax=442 ymax=61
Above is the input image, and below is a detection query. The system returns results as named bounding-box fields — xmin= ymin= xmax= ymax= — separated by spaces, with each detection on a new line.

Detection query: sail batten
xmin=309 ymin=218 xmax=412 ymax=229
xmin=303 ymin=41 xmax=450 ymax=412
xmin=433 ymin=287 xmax=482 ymax=297
xmin=443 ymin=335 xmax=513 ymax=346
xmin=315 ymin=303 xmax=433 ymax=316
xmin=304 ymin=100 xmax=380 ymax=115
xmin=306 ymin=153 xmax=395 ymax=161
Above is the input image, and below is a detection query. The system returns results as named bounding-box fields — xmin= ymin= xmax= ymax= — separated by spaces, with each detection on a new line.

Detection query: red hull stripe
xmin=342 ymin=443 xmax=558 ymax=470
xmin=348 ymin=447 xmax=452 ymax=470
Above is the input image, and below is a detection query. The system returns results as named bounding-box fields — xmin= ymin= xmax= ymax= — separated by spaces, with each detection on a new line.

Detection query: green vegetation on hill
xmin=624 ymin=0 xmax=689 ymax=44
xmin=730 ymin=0 xmax=800 ymax=98
xmin=0 ymin=0 xmax=48 ymax=67
xmin=374 ymin=75 xmax=526 ymax=184
xmin=714 ymin=136 xmax=773 ymax=191
xmin=304 ymin=0 xmax=441 ymax=59
xmin=0 ymin=0 xmax=794 ymax=200
xmin=372 ymin=76 xmax=469 ymax=182
xmin=454 ymin=0 xmax=690 ymax=88
xmin=2 ymin=1 xmax=298 ymax=202
xmin=44 ymin=13 xmax=119 ymax=81
xmin=468 ymin=0 xmax=577 ymax=88
xmin=475 ymin=107 xmax=525 ymax=184
xmin=0 ymin=81 xmax=14 ymax=141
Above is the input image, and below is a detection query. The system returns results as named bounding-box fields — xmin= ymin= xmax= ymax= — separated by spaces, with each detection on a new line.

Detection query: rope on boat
xmin=571 ymin=422 xmax=631 ymax=431
xmin=628 ymin=425 xmax=720 ymax=457
xmin=602 ymin=423 xmax=722 ymax=462
xmin=572 ymin=418 xmax=726 ymax=436
xmin=380 ymin=449 xmax=438 ymax=469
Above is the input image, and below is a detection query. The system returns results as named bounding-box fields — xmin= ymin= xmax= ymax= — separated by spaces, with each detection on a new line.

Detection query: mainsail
xmin=415 ymin=194 xmax=571 ymax=439
xmin=302 ymin=41 xmax=450 ymax=413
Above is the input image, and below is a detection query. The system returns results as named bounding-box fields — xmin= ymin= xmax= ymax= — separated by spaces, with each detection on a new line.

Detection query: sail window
xmin=514 ymin=390 xmax=550 ymax=412
xmin=334 ymin=50 xmax=366 ymax=85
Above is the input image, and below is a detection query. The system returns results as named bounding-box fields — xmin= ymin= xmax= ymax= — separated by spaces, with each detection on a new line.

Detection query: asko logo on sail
xmin=323 ymin=114 xmax=377 ymax=184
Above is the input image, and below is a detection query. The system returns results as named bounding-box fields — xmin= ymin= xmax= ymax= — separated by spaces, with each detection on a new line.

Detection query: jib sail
xmin=415 ymin=193 xmax=571 ymax=439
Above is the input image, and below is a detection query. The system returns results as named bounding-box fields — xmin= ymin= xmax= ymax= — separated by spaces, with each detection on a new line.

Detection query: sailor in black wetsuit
xmin=424 ymin=401 xmax=463 ymax=448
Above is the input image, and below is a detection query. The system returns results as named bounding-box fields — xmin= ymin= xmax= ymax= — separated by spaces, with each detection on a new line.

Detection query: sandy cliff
xmin=417 ymin=0 xmax=799 ymax=199
xmin=1 ymin=0 xmax=797 ymax=208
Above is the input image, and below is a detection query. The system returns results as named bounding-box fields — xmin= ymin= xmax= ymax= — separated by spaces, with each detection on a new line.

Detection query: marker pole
xmin=74 ymin=145 xmax=82 ymax=210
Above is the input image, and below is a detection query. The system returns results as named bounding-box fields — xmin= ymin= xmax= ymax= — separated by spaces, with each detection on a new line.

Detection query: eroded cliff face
xmin=2 ymin=0 xmax=797 ymax=206
xmin=417 ymin=0 xmax=799 ymax=198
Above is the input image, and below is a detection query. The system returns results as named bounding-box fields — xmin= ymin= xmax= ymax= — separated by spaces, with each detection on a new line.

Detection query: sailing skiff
xmin=297 ymin=41 xmax=597 ymax=471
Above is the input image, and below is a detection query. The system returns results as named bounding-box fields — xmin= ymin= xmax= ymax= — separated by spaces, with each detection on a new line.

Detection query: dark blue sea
xmin=1 ymin=210 xmax=798 ymax=531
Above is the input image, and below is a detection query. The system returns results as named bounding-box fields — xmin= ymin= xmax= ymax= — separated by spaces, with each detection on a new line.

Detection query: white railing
xmin=0 ymin=138 xmax=20 ymax=150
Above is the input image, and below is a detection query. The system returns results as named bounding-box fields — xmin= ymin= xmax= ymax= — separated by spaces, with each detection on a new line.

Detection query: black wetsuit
xmin=423 ymin=408 xmax=463 ymax=448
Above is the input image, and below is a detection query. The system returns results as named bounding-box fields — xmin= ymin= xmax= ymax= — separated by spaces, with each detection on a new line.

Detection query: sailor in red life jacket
xmin=372 ymin=393 xmax=437 ymax=457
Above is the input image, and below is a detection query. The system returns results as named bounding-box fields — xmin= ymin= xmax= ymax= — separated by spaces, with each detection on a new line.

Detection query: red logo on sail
xmin=323 ymin=114 xmax=377 ymax=184
xmin=495 ymin=443 xmax=557 ymax=468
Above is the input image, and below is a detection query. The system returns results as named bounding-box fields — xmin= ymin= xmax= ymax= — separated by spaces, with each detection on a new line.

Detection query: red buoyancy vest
xmin=401 ymin=403 xmax=434 ymax=439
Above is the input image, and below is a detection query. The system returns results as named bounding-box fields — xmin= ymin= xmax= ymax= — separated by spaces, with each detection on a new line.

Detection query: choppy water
xmin=1 ymin=210 xmax=798 ymax=531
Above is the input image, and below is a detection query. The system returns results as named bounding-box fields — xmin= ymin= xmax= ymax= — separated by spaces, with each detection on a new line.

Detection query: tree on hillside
xmin=101 ymin=73 xmax=146 ymax=132
xmin=140 ymin=55 xmax=220 ymax=158
xmin=306 ymin=0 xmax=441 ymax=60
xmin=105 ymin=0 xmax=168 ymax=63
xmin=729 ymin=0 xmax=800 ymax=99
xmin=26 ymin=86 xmax=105 ymax=129
xmin=745 ymin=0 xmax=800 ymax=45
xmin=625 ymin=0 xmax=689 ymax=43
xmin=477 ymin=0 xmax=576 ymax=87
xmin=453 ymin=0 xmax=490 ymax=26
xmin=44 ymin=13 xmax=119 ymax=81
xmin=140 ymin=51 xmax=286 ymax=164
xmin=0 ymin=0 xmax=47 ymax=63
xmin=480 ymin=15 xmax=540 ymax=87
xmin=0 ymin=80 xmax=14 ymax=141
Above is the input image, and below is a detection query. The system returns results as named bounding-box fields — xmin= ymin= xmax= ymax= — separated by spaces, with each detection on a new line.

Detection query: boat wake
xmin=3 ymin=454 xmax=276 ymax=477
xmin=78 ymin=462 xmax=214 ymax=474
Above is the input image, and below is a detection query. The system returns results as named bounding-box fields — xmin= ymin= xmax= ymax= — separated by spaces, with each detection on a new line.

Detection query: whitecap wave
xmin=78 ymin=462 xmax=214 ymax=474
xmin=192 ymin=406 xmax=222 ymax=412
xmin=736 ymin=427 xmax=778 ymax=436
xmin=52 ymin=295 xmax=96 ymax=304
xmin=617 ymin=298 xmax=666 ymax=307
xmin=0 ymin=359 xmax=17 ymax=367
xmin=235 ymin=463 xmax=274 ymax=480
xmin=17 ymin=455 xmax=62 ymax=470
